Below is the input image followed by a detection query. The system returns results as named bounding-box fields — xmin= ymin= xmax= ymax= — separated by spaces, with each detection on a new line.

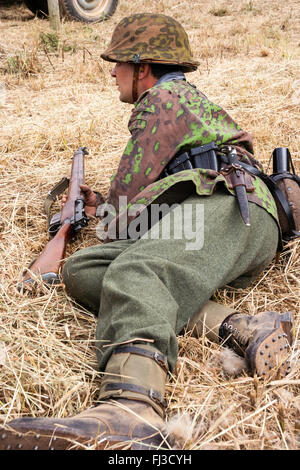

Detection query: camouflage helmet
xmin=101 ymin=13 xmax=199 ymax=72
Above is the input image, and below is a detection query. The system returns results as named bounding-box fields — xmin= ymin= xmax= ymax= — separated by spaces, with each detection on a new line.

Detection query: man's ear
xmin=138 ymin=63 xmax=151 ymax=80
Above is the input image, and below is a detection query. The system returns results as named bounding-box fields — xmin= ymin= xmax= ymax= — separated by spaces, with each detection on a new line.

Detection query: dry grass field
xmin=0 ymin=0 xmax=299 ymax=450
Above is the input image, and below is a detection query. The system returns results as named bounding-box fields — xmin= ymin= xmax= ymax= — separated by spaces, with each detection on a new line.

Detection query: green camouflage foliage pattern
xmin=103 ymin=79 xmax=278 ymax=242
xmin=101 ymin=13 xmax=199 ymax=71
xmin=106 ymin=169 xmax=278 ymax=242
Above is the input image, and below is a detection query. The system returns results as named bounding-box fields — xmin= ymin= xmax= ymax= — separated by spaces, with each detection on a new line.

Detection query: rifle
xmin=18 ymin=147 xmax=89 ymax=292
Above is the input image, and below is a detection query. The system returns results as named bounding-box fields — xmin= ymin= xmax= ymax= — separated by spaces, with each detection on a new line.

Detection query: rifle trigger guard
xmin=73 ymin=198 xmax=89 ymax=234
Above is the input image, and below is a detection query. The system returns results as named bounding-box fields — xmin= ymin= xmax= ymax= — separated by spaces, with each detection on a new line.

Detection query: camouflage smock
xmin=97 ymin=78 xmax=279 ymax=242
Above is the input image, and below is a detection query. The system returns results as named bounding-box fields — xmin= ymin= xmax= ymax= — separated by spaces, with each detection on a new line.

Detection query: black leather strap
xmin=113 ymin=345 xmax=168 ymax=372
xmin=233 ymin=161 xmax=296 ymax=235
xmin=104 ymin=382 xmax=167 ymax=408
xmin=271 ymin=172 xmax=300 ymax=184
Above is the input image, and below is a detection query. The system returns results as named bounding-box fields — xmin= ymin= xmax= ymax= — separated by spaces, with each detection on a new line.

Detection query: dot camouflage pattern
xmin=101 ymin=13 xmax=199 ymax=72
xmin=98 ymin=79 xmax=279 ymax=242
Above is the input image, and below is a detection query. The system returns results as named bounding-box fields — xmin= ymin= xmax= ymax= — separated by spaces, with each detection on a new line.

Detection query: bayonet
xmin=222 ymin=147 xmax=251 ymax=226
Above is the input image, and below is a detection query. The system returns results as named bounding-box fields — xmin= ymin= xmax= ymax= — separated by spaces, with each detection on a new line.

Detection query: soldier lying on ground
xmin=1 ymin=13 xmax=293 ymax=450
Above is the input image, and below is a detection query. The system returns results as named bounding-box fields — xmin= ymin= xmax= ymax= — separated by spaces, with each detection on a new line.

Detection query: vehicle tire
xmin=23 ymin=0 xmax=49 ymax=17
xmin=61 ymin=0 xmax=118 ymax=23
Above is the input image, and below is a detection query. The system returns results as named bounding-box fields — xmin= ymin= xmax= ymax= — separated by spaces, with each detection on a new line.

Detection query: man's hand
xmin=61 ymin=184 xmax=103 ymax=218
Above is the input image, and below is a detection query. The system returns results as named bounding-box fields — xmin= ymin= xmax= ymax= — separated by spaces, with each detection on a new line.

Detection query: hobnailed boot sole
xmin=245 ymin=313 xmax=293 ymax=380
xmin=0 ymin=425 xmax=104 ymax=450
xmin=0 ymin=423 xmax=164 ymax=450
xmin=0 ymin=400 xmax=168 ymax=451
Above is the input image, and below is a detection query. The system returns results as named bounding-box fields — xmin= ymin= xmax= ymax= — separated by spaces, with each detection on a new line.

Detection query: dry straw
xmin=0 ymin=0 xmax=299 ymax=450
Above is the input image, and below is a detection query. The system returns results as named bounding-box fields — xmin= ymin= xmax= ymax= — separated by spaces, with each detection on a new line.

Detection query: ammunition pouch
xmin=159 ymin=141 xmax=219 ymax=178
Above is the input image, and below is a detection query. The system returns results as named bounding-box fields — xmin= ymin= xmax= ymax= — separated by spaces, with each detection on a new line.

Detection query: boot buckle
xmin=149 ymin=389 xmax=167 ymax=408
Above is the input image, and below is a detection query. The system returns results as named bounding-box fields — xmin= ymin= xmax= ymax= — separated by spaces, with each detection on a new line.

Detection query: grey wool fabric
xmin=62 ymin=188 xmax=278 ymax=372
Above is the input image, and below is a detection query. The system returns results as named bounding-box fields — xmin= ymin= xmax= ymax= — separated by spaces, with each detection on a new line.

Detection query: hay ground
xmin=0 ymin=0 xmax=299 ymax=450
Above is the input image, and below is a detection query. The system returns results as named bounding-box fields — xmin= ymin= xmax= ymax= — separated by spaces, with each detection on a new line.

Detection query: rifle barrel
xmin=60 ymin=148 xmax=87 ymax=222
xmin=18 ymin=147 xmax=89 ymax=292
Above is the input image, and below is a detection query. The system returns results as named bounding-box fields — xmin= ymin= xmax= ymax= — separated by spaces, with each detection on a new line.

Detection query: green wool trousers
xmin=62 ymin=189 xmax=279 ymax=373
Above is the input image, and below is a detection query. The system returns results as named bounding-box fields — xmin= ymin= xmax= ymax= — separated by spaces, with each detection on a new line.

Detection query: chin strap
xmin=132 ymin=63 xmax=140 ymax=103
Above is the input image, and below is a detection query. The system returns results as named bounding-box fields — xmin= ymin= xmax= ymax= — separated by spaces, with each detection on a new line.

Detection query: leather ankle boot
xmin=219 ymin=311 xmax=293 ymax=379
xmin=0 ymin=343 xmax=169 ymax=450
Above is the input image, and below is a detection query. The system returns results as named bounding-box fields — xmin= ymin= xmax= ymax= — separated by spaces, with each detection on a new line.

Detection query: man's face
xmin=111 ymin=62 xmax=134 ymax=104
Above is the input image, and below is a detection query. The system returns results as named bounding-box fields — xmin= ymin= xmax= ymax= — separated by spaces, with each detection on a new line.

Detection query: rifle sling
xmin=44 ymin=177 xmax=69 ymax=224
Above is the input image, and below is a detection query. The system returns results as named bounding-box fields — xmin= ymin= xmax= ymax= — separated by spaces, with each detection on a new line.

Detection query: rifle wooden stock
xmin=21 ymin=223 xmax=72 ymax=288
xmin=19 ymin=147 xmax=89 ymax=292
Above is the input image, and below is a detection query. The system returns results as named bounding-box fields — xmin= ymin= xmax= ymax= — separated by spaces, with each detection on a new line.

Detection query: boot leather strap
xmin=104 ymin=382 xmax=167 ymax=408
xmin=100 ymin=343 xmax=168 ymax=417
xmin=113 ymin=345 xmax=169 ymax=372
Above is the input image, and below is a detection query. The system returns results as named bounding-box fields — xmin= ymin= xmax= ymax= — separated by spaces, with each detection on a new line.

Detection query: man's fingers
xmin=80 ymin=184 xmax=92 ymax=193
xmin=61 ymin=194 xmax=68 ymax=206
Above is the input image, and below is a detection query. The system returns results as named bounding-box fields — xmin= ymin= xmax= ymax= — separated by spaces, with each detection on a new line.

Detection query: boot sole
xmin=0 ymin=425 xmax=165 ymax=450
xmin=246 ymin=313 xmax=293 ymax=379
xmin=0 ymin=426 xmax=128 ymax=450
